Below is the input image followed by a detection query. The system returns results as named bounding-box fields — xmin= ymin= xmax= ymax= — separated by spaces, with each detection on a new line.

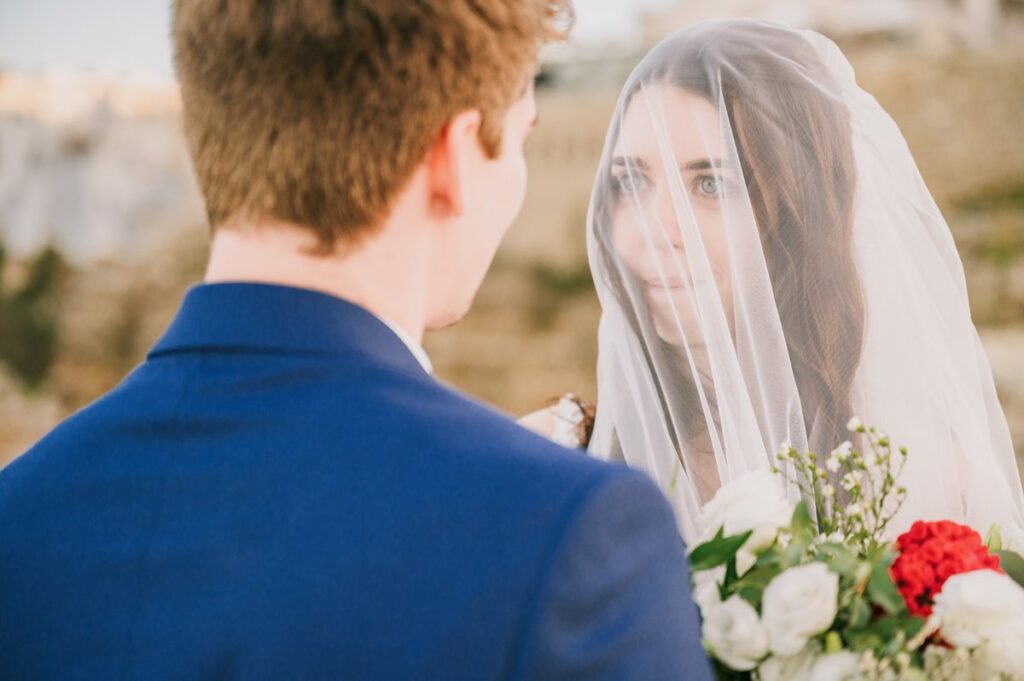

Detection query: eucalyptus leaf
xmin=731 ymin=564 xmax=782 ymax=592
xmin=903 ymin=614 xmax=926 ymax=641
xmin=816 ymin=543 xmax=859 ymax=578
xmin=779 ymin=540 xmax=809 ymax=568
xmin=846 ymin=594 xmax=871 ymax=629
xmin=867 ymin=555 xmax=904 ymax=614
xmin=997 ymin=550 xmax=1024 ymax=589
xmin=689 ymin=530 xmax=753 ymax=572
xmin=790 ymin=500 xmax=816 ymax=543
xmin=847 ymin=631 xmax=882 ymax=652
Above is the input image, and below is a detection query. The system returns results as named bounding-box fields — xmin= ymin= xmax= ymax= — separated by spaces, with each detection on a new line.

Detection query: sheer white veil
xmin=586 ymin=19 xmax=1024 ymax=542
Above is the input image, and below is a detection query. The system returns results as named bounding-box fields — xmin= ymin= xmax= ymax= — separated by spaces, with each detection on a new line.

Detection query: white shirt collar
xmin=377 ymin=315 xmax=433 ymax=375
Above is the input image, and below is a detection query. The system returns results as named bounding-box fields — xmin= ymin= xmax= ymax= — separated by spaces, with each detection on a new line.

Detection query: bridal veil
xmin=586 ymin=19 xmax=1024 ymax=542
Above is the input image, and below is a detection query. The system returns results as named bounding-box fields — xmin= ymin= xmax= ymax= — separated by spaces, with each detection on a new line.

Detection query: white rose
xmin=699 ymin=470 xmax=795 ymax=574
xmin=809 ymin=651 xmax=861 ymax=680
xmin=757 ymin=643 xmax=818 ymax=681
xmin=762 ymin=563 xmax=840 ymax=656
xmin=701 ymin=595 xmax=769 ymax=671
xmin=933 ymin=570 xmax=1024 ymax=648
xmin=692 ymin=566 xmax=725 ymax=614
xmin=972 ymin=625 xmax=1024 ymax=681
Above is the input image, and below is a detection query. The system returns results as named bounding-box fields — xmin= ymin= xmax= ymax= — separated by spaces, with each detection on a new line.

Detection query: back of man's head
xmin=172 ymin=0 xmax=571 ymax=252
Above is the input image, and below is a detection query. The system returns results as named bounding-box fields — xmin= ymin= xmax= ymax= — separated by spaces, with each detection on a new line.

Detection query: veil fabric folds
xmin=585 ymin=19 xmax=1024 ymax=542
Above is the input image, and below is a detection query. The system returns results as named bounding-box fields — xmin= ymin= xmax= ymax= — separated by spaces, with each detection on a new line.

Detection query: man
xmin=0 ymin=2 xmax=711 ymax=678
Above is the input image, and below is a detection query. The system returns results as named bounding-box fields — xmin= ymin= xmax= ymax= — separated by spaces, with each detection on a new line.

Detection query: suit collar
xmin=149 ymin=283 xmax=429 ymax=377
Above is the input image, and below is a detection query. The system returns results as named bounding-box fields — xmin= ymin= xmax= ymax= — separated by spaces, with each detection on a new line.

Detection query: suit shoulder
xmin=407 ymin=375 xmax=623 ymax=473
xmin=330 ymin=366 xmax=636 ymax=498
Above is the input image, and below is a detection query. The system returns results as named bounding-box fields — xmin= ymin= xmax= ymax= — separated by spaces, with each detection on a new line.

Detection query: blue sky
xmin=0 ymin=0 xmax=673 ymax=80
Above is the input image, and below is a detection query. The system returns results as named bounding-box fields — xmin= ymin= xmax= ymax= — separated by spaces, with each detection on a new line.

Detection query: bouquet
xmin=690 ymin=419 xmax=1024 ymax=680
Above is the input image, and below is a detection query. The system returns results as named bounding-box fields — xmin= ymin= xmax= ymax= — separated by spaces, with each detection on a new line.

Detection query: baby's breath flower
xmin=846 ymin=503 xmax=863 ymax=517
xmin=831 ymin=441 xmax=852 ymax=457
xmin=822 ymin=484 xmax=835 ymax=499
xmin=841 ymin=472 xmax=860 ymax=492
xmin=846 ymin=416 xmax=864 ymax=432
xmin=826 ymin=441 xmax=851 ymax=473
xmin=858 ymin=650 xmax=879 ymax=673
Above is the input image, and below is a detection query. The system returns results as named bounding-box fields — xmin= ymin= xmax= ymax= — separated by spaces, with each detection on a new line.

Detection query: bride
xmin=525 ymin=19 xmax=1024 ymax=542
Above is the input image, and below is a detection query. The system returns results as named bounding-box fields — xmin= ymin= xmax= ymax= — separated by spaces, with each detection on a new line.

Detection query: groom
xmin=0 ymin=2 xmax=711 ymax=679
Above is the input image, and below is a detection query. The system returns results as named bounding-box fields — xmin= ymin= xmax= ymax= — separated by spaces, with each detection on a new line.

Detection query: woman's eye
xmin=612 ymin=170 xmax=652 ymax=194
xmin=696 ymin=175 xmax=719 ymax=197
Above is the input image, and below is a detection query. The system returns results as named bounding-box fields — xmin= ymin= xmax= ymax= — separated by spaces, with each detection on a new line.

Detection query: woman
xmin=531 ymin=19 xmax=1024 ymax=543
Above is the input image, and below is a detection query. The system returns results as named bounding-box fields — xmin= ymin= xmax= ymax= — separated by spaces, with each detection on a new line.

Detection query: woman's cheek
xmin=611 ymin=213 xmax=647 ymax=277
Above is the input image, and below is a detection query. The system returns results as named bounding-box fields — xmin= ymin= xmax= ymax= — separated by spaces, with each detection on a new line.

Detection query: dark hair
xmin=593 ymin=22 xmax=866 ymax=455
xmin=173 ymin=0 xmax=571 ymax=252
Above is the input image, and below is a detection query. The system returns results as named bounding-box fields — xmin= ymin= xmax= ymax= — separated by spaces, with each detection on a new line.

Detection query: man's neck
xmin=204 ymin=221 xmax=430 ymax=344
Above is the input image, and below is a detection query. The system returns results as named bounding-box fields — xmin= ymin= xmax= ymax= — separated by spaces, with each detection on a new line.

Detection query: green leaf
xmin=816 ymin=543 xmax=860 ymax=578
xmin=790 ymin=501 xmax=816 ymax=543
xmin=735 ymin=586 xmax=763 ymax=610
xmin=998 ymin=550 xmax=1024 ymax=589
xmin=725 ymin=553 xmax=740 ymax=585
xmin=986 ymin=524 xmax=1003 ymax=552
xmin=903 ymin=615 xmax=927 ymax=643
xmin=779 ymin=540 xmax=810 ymax=569
xmin=847 ymin=631 xmax=882 ymax=652
xmin=690 ymin=531 xmax=753 ymax=572
xmin=731 ymin=564 xmax=783 ymax=592
xmin=867 ymin=554 xmax=905 ymax=614
xmin=846 ymin=612 xmax=923 ymax=659
xmin=724 ymin=564 xmax=783 ymax=610
xmin=846 ymin=594 xmax=872 ymax=629
xmin=868 ymin=617 xmax=909 ymax=656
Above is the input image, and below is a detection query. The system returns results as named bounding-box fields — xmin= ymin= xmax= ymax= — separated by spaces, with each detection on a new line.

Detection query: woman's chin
xmin=652 ymin=315 xmax=702 ymax=350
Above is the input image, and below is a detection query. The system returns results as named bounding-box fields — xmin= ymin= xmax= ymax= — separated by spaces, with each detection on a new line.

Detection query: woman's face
xmin=608 ymin=83 xmax=741 ymax=349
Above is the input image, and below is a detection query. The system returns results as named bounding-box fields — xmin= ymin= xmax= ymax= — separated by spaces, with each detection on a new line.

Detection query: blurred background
xmin=0 ymin=0 xmax=1022 ymax=475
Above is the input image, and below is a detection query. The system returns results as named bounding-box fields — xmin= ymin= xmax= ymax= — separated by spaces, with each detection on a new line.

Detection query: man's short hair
xmin=173 ymin=0 xmax=571 ymax=251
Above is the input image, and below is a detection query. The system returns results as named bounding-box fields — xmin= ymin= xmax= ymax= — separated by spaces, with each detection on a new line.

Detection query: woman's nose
xmin=655 ymin=186 xmax=686 ymax=251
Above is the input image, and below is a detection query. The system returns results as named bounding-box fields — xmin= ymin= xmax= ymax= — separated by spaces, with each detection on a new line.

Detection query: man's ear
xmin=425 ymin=109 xmax=482 ymax=219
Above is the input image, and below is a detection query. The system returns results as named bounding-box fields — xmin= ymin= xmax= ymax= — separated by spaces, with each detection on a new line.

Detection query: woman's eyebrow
xmin=610 ymin=155 xmax=650 ymax=170
xmin=681 ymin=158 xmax=725 ymax=171
xmin=611 ymin=156 xmax=728 ymax=172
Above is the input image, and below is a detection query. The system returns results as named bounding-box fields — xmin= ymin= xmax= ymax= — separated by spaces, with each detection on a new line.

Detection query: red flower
xmin=890 ymin=520 xmax=1002 ymax=617
xmin=931 ymin=521 xmax=959 ymax=542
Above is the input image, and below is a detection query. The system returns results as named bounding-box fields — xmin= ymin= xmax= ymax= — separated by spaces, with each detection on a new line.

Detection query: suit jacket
xmin=0 ymin=283 xmax=712 ymax=680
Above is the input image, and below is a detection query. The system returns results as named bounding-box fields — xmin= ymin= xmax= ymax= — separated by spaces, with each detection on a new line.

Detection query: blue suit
xmin=0 ymin=283 xmax=711 ymax=680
